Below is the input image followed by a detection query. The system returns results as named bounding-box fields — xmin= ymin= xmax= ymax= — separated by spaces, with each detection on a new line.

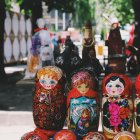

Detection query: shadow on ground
xmin=0 ymin=71 xmax=34 ymax=111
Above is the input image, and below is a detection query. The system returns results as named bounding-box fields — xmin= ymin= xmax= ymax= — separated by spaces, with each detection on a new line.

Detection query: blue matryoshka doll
xmin=67 ymin=70 xmax=100 ymax=139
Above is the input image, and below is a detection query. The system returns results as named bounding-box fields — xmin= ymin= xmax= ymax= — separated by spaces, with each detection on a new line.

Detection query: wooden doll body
xmin=53 ymin=129 xmax=77 ymax=140
xmin=134 ymin=74 xmax=140 ymax=140
xmin=21 ymin=66 xmax=67 ymax=140
xmin=113 ymin=131 xmax=136 ymax=140
xmin=33 ymin=66 xmax=66 ymax=130
xmin=83 ymin=132 xmax=108 ymax=140
xmin=67 ymin=71 xmax=100 ymax=138
xmin=102 ymin=73 xmax=133 ymax=139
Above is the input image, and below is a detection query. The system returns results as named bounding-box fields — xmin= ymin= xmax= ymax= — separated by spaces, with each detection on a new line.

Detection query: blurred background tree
xmin=0 ymin=0 xmax=140 ymax=83
xmin=0 ymin=0 xmax=7 ymax=83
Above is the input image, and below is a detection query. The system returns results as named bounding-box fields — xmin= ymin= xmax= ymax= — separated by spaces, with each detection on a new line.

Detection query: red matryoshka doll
xmin=134 ymin=74 xmax=140 ymax=140
xmin=102 ymin=73 xmax=133 ymax=139
xmin=83 ymin=132 xmax=108 ymax=140
xmin=67 ymin=71 xmax=100 ymax=139
xmin=113 ymin=131 xmax=136 ymax=140
xmin=21 ymin=66 xmax=67 ymax=140
xmin=53 ymin=129 xmax=77 ymax=140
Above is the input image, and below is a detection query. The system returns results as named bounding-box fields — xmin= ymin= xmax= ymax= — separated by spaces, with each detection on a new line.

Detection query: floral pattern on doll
xmin=103 ymin=76 xmax=132 ymax=132
xmin=31 ymin=135 xmax=41 ymax=140
xmin=84 ymin=132 xmax=105 ymax=140
xmin=33 ymin=66 xmax=66 ymax=130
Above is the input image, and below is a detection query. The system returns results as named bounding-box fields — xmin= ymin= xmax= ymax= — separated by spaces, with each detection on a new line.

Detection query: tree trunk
xmin=32 ymin=0 xmax=43 ymax=34
xmin=132 ymin=0 xmax=140 ymax=73
xmin=132 ymin=0 xmax=140 ymax=49
xmin=0 ymin=0 xmax=7 ymax=84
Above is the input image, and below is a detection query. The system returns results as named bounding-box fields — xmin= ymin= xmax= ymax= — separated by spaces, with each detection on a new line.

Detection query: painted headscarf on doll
xmin=36 ymin=66 xmax=63 ymax=90
xmin=135 ymin=74 xmax=140 ymax=94
xmin=102 ymin=73 xmax=132 ymax=96
xmin=71 ymin=71 xmax=94 ymax=89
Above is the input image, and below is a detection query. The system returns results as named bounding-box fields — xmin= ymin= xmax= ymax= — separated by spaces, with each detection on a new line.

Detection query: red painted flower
xmin=119 ymin=107 xmax=130 ymax=119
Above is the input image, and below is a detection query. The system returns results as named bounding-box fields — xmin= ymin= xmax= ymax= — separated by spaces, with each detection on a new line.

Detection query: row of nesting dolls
xmin=21 ymin=66 xmax=140 ymax=140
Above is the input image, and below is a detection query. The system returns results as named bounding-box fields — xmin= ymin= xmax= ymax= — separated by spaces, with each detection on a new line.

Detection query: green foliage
xmin=73 ymin=0 xmax=93 ymax=28
xmin=112 ymin=0 xmax=134 ymax=25
xmin=5 ymin=0 xmax=13 ymax=10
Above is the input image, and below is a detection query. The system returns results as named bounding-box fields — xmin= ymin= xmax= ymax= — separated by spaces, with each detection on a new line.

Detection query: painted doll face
xmin=77 ymin=83 xmax=89 ymax=95
xmin=106 ymin=78 xmax=124 ymax=96
xmin=39 ymin=75 xmax=57 ymax=89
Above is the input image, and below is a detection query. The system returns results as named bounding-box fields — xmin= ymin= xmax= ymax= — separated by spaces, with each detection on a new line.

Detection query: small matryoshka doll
xmin=83 ymin=132 xmax=108 ymax=140
xmin=67 ymin=70 xmax=100 ymax=139
xmin=102 ymin=73 xmax=133 ymax=139
xmin=53 ymin=129 xmax=77 ymax=140
xmin=134 ymin=74 xmax=140 ymax=140
xmin=21 ymin=66 xmax=67 ymax=140
xmin=113 ymin=131 xmax=136 ymax=140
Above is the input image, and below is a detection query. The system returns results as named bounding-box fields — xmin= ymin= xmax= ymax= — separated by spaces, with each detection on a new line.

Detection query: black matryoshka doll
xmin=67 ymin=70 xmax=100 ymax=139
xmin=102 ymin=73 xmax=133 ymax=139
xmin=134 ymin=74 xmax=140 ymax=140
xmin=21 ymin=66 xmax=67 ymax=139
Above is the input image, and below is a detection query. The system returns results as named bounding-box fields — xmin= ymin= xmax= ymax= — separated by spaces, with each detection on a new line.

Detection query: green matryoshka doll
xmin=102 ymin=73 xmax=133 ymax=140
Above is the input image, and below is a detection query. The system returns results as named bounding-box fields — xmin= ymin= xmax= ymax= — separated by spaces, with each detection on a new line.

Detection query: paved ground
xmin=0 ymin=65 xmax=137 ymax=140
xmin=0 ymin=65 xmax=35 ymax=140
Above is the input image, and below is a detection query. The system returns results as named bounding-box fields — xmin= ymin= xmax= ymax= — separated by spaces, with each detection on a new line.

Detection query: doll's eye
xmin=108 ymin=85 xmax=112 ymax=88
xmin=77 ymin=86 xmax=81 ymax=89
xmin=116 ymin=84 xmax=121 ymax=88
xmin=85 ymin=85 xmax=89 ymax=88
xmin=41 ymin=79 xmax=45 ymax=84
xmin=50 ymin=80 xmax=55 ymax=84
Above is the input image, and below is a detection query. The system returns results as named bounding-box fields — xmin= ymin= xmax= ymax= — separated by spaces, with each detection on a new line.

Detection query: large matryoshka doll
xmin=67 ymin=70 xmax=100 ymax=139
xmin=21 ymin=66 xmax=67 ymax=140
xmin=102 ymin=73 xmax=133 ymax=139
xmin=134 ymin=74 xmax=140 ymax=140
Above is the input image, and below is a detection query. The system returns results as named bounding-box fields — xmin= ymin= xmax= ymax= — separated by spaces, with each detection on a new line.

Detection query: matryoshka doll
xmin=21 ymin=66 xmax=67 ymax=139
xmin=82 ymin=20 xmax=96 ymax=65
xmin=67 ymin=70 xmax=100 ymax=139
xmin=113 ymin=131 xmax=136 ymax=140
xmin=102 ymin=73 xmax=133 ymax=139
xmin=53 ymin=129 xmax=77 ymax=140
xmin=134 ymin=74 xmax=140 ymax=140
xmin=83 ymin=132 xmax=108 ymax=140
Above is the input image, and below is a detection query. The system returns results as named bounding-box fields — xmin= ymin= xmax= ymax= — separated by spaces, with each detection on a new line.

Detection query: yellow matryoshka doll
xmin=134 ymin=74 xmax=140 ymax=140
xmin=113 ymin=131 xmax=136 ymax=140
xmin=67 ymin=70 xmax=100 ymax=140
xmin=21 ymin=66 xmax=67 ymax=139
xmin=102 ymin=73 xmax=133 ymax=139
